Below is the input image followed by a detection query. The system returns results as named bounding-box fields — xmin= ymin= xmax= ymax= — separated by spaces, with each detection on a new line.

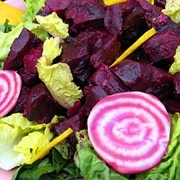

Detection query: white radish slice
xmin=87 ymin=91 xmax=170 ymax=174
xmin=0 ymin=70 xmax=22 ymax=117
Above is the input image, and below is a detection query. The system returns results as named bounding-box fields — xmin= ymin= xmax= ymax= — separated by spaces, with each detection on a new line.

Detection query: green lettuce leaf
xmin=169 ymin=46 xmax=180 ymax=74
xmin=12 ymin=148 xmax=81 ymax=180
xmin=37 ymin=37 xmax=83 ymax=109
xmin=162 ymin=0 xmax=180 ymax=23
xmin=75 ymin=130 xmax=128 ymax=180
xmin=23 ymin=0 xmax=46 ymax=22
xmin=135 ymin=113 xmax=180 ymax=180
xmin=35 ymin=12 xmax=69 ymax=38
xmin=0 ymin=113 xmax=53 ymax=170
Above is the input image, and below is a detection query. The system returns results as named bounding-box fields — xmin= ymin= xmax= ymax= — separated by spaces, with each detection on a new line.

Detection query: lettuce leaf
xmin=135 ymin=113 xmax=180 ymax=180
xmin=75 ymin=130 xmax=128 ymax=180
xmin=169 ymin=46 xmax=180 ymax=74
xmin=35 ymin=12 xmax=69 ymax=38
xmin=12 ymin=148 xmax=81 ymax=180
xmin=37 ymin=37 xmax=83 ymax=109
xmin=0 ymin=113 xmax=53 ymax=170
xmin=162 ymin=0 xmax=180 ymax=23
xmin=23 ymin=0 xmax=46 ymax=22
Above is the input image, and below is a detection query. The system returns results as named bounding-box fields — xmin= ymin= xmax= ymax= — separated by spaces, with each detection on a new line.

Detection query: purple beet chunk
xmin=90 ymin=63 xmax=129 ymax=94
xmin=24 ymin=83 xmax=65 ymax=123
xmin=3 ymin=28 xmax=38 ymax=70
xmin=23 ymin=42 xmax=43 ymax=74
xmin=65 ymin=0 xmax=105 ymax=32
xmin=18 ymin=68 xmax=39 ymax=86
xmin=9 ymin=86 xmax=31 ymax=114
xmin=134 ymin=0 xmax=161 ymax=25
xmin=83 ymin=85 xmax=109 ymax=116
xmin=162 ymin=99 xmax=180 ymax=113
xmin=104 ymin=4 xmax=123 ymax=37
xmin=152 ymin=13 xmax=180 ymax=35
xmin=60 ymin=38 xmax=90 ymax=83
xmin=173 ymin=73 xmax=180 ymax=97
xmin=111 ymin=59 xmax=173 ymax=98
xmin=141 ymin=30 xmax=180 ymax=63
xmin=154 ymin=0 xmax=165 ymax=8
xmin=39 ymin=0 xmax=72 ymax=16
xmin=90 ymin=35 xmax=121 ymax=68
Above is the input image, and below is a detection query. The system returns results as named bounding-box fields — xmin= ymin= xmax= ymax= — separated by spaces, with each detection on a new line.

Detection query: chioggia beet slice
xmin=87 ymin=91 xmax=171 ymax=174
xmin=0 ymin=70 xmax=22 ymax=117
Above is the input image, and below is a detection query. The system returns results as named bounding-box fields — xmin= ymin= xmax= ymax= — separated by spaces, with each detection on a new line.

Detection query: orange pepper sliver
xmin=103 ymin=0 xmax=127 ymax=6
xmin=110 ymin=27 xmax=157 ymax=67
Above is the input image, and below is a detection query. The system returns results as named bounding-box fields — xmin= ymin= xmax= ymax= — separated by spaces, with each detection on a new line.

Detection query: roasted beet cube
xmin=104 ymin=4 xmax=123 ymax=37
xmin=3 ymin=28 xmax=38 ymax=70
xmin=173 ymin=73 xmax=180 ymax=97
xmin=9 ymin=86 xmax=31 ymax=114
xmin=65 ymin=0 xmax=105 ymax=32
xmin=83 ymin=85 xmax=109 ymax=116
xmin=111 ymin=59 xmax=173 ymax=98
xmin=141 ymin=30 xmax=180 ymax=63
xmin=90 ymin=35 xmax=121 ymax=68
xmin=24 ymin=83 xmax=65 ymax=123
xmin=90 ymin=64 xmax=129 ymax=94
xmin=152 ymin=13 xmax=180 ymax=35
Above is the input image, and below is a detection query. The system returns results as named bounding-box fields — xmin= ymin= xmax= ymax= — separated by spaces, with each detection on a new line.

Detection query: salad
xmin=1 ymin=0 xmax=180 ymax=179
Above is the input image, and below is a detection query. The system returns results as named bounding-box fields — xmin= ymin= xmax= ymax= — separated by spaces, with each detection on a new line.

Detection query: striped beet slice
xmin=0 ymin=70 xmax=22 ymax=117
xmin=87 ymin=91 xmax=170 ymax=174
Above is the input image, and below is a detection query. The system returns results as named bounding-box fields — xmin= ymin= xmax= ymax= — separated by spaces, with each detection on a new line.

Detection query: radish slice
xmin=0 ymin=70 xmax=22 ymax=117
xmin=87 ymin=91 xmax=170 ymax=174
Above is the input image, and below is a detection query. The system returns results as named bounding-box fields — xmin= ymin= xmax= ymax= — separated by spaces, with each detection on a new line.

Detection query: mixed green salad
xmin=1 ymin=0 xmax=180 ymax=179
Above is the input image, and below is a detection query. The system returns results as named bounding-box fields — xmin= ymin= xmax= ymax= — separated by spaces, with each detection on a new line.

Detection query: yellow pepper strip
xmin=110 ymin=27 xmax=157 ymax=67
xmin=103 ymin=0 xmax=127 ymax=6
xmin=26 ymin=128 xmax=73 ymax=164
xmin=0 ymin=1 xmax=24 ymax=25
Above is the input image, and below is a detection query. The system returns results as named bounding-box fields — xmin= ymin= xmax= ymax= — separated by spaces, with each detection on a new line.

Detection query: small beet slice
xmin=87 ymin=91 xmax=170 ymax=174
xmin=0 ymin=70 xmax=22 ymax=117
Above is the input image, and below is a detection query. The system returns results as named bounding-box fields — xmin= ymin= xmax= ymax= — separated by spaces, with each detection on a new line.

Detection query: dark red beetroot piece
xmin=23 ymin=83 xmax=65 ymax=123
xmin=141 ymin=30 xmax=180 ymax=63
xmin=111 ymin=59 xmax=173 ymax=99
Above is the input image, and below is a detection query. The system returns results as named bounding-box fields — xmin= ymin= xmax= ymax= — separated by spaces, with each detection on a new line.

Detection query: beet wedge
xmin=0 ymin=70 xmax=22 ymax=117
xmin=87 ymin=91 xmax=170 ymax=174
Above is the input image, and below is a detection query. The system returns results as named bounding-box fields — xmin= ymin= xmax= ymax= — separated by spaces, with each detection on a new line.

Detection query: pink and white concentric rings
xmin=0 ymin=70 xmax=22 ymax=117
xmin=87 ymin=91 xmax=171 ymax=174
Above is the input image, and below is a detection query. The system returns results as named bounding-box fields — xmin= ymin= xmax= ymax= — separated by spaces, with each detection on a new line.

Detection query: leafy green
xmin=135 ymin=113 xmax=180 ymax=180
xmin=35 ymin=12 xmax=69 ymax=38
xmin=36 ymin=37 xmax=83 ymax=109
xmin=12 ymin=148 xmax=81 ymax=180
xmin=169 ymin=46 xmax=180 ymax=74
xmin=75 ymin=130 xmax=128 ymax=180
xmin=0 ymin=113 xmax=53 ymax=170
xmin=23 ymin=0 xmax=46 ymax=22
xmin=0 ymin=19 xmax=13 ymax=33
xmin=162 ymin=0 xmax=180 ymax=23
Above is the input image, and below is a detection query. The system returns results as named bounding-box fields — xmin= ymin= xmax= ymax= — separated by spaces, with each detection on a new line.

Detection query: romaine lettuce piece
xmin=169 ymin=46 xmax=180 ymax=74
xmin=35 ymin=12 xmax=69 ymax=38
xmin=37 ymin=37 xmax=83 ymax=109
xmin=162 ymin=0 xmax=180 ymax=23
xmin=23 ymin=0 xmax=46 ymax=22
xmin=75 ymin=130 xmax=128 ymax=180
xmin=135 ymin=113 xmax=180 ymax=180
xmin=0 ymin=113 xmax=53 ymax=170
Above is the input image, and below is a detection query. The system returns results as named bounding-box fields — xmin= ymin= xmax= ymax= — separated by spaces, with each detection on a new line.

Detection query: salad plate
xmin=1 ymin=0 xmax=180 ymax=179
